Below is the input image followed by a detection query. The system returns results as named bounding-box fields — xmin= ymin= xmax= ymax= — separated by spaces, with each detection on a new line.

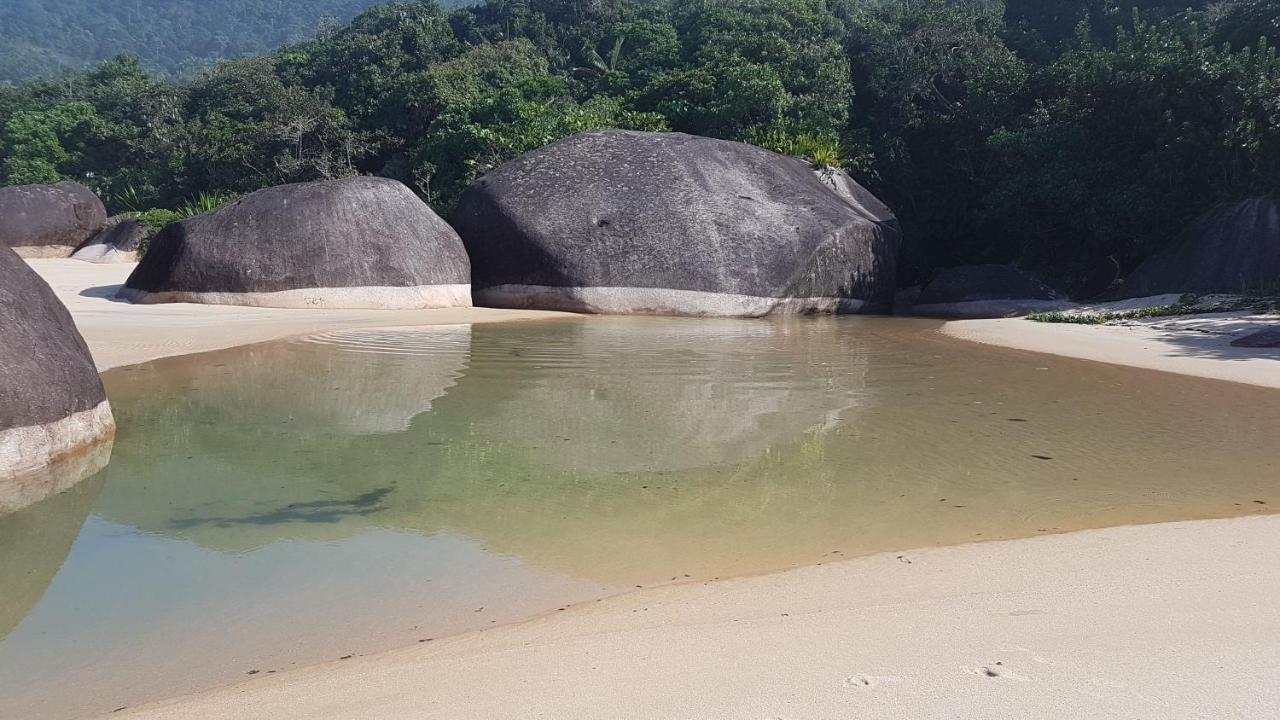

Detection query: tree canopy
xmin=2 ymin=0 xmax=1278 ymax=294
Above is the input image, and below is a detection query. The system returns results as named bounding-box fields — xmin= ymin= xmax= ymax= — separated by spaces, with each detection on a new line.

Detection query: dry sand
xmin=944 ymin=312 xmax=1280 ymax=389
xmin=29 ymin=259 xmax=569 ymax=371
xmin=26 ymin=260 xmax=1278 ymax=719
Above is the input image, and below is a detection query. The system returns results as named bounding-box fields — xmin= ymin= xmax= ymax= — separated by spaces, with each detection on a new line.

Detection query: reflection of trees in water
xmin=90 ymin=318 xmax=878 ymax=582
xmin=0 ymin=474 xmax=104 ymax=640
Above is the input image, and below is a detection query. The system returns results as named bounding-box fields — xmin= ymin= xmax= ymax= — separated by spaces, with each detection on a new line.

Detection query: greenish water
xmin=1 ymin=316 xmax=1278 ymax=719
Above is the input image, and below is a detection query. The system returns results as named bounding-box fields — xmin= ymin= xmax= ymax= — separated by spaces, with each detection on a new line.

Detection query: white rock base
xmin=474 ymin=285 xmax=866 ymax=318
xmin=116 ymin=284 xmax=472 ymax=310
xmin=1 ymin=400 xmax=116 ymax=514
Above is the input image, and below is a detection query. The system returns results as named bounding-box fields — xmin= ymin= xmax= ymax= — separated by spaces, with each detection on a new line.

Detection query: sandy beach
xmin=23 ymin=259 xmax=1279 ymax=720
xmin=29 ymin=259 xmax=569 ymax=371
xmin=944 ymin=312 xmax=1280 ymax=389
xmin=110 ymin=515 xmax=1280 ymax=720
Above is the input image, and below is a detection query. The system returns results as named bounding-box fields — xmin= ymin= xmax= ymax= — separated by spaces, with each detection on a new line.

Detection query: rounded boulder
xmin=0 ymin=182 xmax=107 ymax=258
xmin=454 ymin=130 xmax=899 ymax=317
xmin=1 ymin=247 xmax=114 ymax=495
xmin=72 ymin=217 xmax=147 ymax=264
xmin=119 ymin=177 xmax=471 ymax=309
xmin=913 ymin=264 xmax=1071 ymax=318
xmin=1117 ymin=198 xmax=1280 ymax=297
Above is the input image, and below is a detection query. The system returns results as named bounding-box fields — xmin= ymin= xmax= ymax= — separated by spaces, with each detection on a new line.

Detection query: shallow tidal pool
xmin=2 ymin=315 xmax=1278 ymax=718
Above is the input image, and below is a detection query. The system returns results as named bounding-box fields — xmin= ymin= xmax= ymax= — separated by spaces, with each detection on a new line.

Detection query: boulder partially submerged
xmin=912 ymin=264 xmax=1071 ymax=318
xmin=454 ymin=130 xmax=899 ymax=317
xmin=0 ymin=182 xmax=107 ymax=258
xmin=1117 ymin=198 xmax=1280 ymax=297
xmin=119 ymin=177 xmax=471 ymax=309
xmin=72 ymin=217 xmax=146 ymax=264
xmin=0 ymin=247 xmax=114 ymax=503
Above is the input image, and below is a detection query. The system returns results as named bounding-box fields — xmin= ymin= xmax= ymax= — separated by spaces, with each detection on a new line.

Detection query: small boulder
xmin=1 ymin=247 xmax=114 ymax=497
xmin=454 ymin=130 xmax=899 ymax=317
xmin=1117 ymin=199 xmax=1280 ymax=297
xmin=1230 ymin=328 xmax=1280 ymax=348
xmin=119 ymin=177 xmax=471 ymax=309
xmin=912 ymin=265 xmax=1071 ymax=318
xmin=72 ymin=217 xmax=147 ymax=264
xmin=0 ymin=182 xmax=107 ymax=258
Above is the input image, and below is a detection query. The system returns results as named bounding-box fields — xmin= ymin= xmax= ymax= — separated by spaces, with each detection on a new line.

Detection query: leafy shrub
xmin=741 ymin=127 xmax=844 ymax=169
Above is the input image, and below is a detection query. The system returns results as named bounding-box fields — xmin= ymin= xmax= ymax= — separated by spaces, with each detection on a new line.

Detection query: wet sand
xmin=21 ymin=259 xmax=1280 ymax=719
xmin=110 ymin=515 xmax=1280 ymax=719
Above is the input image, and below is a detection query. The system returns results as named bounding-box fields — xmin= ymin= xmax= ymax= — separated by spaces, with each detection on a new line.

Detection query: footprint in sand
xmin=843 ymin=674 xmax=903 ymax=689
xmin=997 ymin=645 xmax=1052 ymax=665
xmin=965 ymin=662 xmax=1029 ymax=680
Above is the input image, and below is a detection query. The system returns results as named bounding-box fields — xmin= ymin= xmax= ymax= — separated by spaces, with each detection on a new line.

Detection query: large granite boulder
xmin=72 ymin=217 xmax=146 ymax=264
xmin=0 ymin=247 xmax=114 ymax=494
xmin=912 ymin=264 xmax=1072 ymax=318
xmin=454 ymin=130 xmax=899 ymax=317
xmin=1231 ymin=328 xmax=1280 ymax=348
xmin=119 ymin=177 xmax=471 ymax=309
xmin=1116 ymin=198 xmax=1280 ymax=297
xmin=0 ymin=182 xmax=107 ymax=258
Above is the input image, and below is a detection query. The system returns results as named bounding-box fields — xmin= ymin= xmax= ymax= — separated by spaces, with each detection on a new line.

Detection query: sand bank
xmin=28 ymin=259 xmax=569 ymax=370
xmin=945 ymin=311 xmax=1280 ymax=389
xmin=110 ymin=514 xmax=1280 ymax=719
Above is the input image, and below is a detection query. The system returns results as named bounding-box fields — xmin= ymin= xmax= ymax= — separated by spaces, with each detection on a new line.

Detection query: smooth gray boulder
xmin=454 ymin=130 xmax=899 ymax=317
xmin=1116 ymin=198 xmax=1280 ymax=297
xmin=1231 ymin=328 xmax=1280 ymax=348
xmin=912 ymin=264 xmax=1071 ymax=318
xmin=0 ymin=247 xmax=114 ymax=494
xmin=0 ymin=182 xmax=107 ymax=258
xmin=72 ymin=217 xmax=146 ymax=264
xmin=119 ymin=177 xmax=471 ymax=309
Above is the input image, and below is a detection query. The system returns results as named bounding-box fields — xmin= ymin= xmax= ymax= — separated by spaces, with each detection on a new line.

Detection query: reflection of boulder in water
xmin=91 ymin=327 xmax=471 ymax=551
xmin=0 ymin=474 xmax=104 ymax=640
xmin=187 ymin=325 xmax=472 ymax=435
xmin=458 ymin=318 xmax=870 ymax=472
xmin=0 ymin=437 xmax=112 ymax=516
xmin=93 ymin=318 xmax=879 ymax=583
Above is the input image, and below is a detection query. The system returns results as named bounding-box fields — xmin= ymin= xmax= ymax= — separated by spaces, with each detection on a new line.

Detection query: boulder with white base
xmin=1 ymin=246 xmax=114 ymax=509
xmin=119 ymin=177 xmax=471 ymax=309
xmin=0 ymin=182 xmax=107 ymax=258
xmin=72 ymin=217 xmax=146 ymax=264
xmin=454 ymin=130 xmax=899 ymax=317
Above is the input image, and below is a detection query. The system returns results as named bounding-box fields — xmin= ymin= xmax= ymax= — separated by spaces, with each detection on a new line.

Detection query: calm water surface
xmin=1 ymin=316 xmax=1278 ymax=718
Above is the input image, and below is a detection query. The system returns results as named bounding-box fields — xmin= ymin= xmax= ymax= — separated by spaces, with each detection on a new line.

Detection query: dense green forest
xmin=0 ymin=0 xmax=399 ymax=84
xmin=1 ymin=0 xmax=1278 ymax=294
